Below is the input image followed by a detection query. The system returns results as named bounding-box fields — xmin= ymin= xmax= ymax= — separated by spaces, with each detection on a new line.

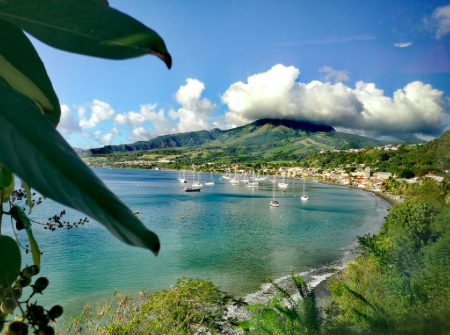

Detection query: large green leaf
xmin=0 ymin=236 xmax=21 ymax=288
xmin=1 ymin=165 xmax=14 ymax=202
xmin=0 ymin=0 xmax=171 ymax=68
xmin=0 ymin=18 xmax=60 ymax=126
xmin=0 ymin=79 xmax=160 ymax=255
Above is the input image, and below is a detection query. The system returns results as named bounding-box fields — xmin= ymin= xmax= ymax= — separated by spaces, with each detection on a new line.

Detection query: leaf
xmin=10 ymin=206 xmax=40 ymax=267
xmin=21 ymin=179 xmax=33 ymax=213
xmin=0 ymin=18 xmax=60 ymax=126
xmin=0 ymin=236 xmax=21 ymax=288
xmin=0 ymin=79 xmax=160 ymax=254
xmin=0 ymin=0 xmax=171 ymax=68
xmin=1 ymin=165 xmax=14 ymax=202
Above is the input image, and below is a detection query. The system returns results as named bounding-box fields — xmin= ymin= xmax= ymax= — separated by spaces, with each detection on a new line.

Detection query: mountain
xmin=84 ymin=119 xmax=425 ymax=159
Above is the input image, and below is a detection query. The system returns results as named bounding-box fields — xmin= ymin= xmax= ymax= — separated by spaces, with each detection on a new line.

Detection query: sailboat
xmin=205 ymin=172 xmax=214 ymax=185
xmin=222 ymin=171 xmax=231 ymax=179
xmin=178 ymin=170 xmax=188 ymax=183
xmin=301 ymin=178 xmax=309 ymax=200
xmin=184 ymin=170 xmax=202 ymax=192
xmin=230 ymin=166 xmax=239 ymax=184
xmin=192 ymin=170 xmax=203 ymax=187
xmin=247 ymin=170 xmax=259 ymax=187
xmin=241 ymin=173 xmax=249 ymax=183
xmin=270 ymin=174 xmax=279 ymax=207
xmin=278 ymin=174 xmax=288 ymax=188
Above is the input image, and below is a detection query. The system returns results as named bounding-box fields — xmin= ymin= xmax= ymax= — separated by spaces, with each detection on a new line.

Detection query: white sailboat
xmin=192 ymin=170 xmax=203 ymax=187
xmin=178 ymin=170 xmax=188 ymax=183
xmin=230 ymin=166 xmax=239 ymax=184
xmin=183 ymin=170 xmax=202 ymax=192
xmin=255 ymin=171 xmax=265 ymax=182
xmin=205 ymin=172 xmax=215 ymax=185
xmin=301 ymin=178 xmax=309 ymax=200
xmin=247 ymin=170 xmax=259 ymax=187
xmin=241 ymin=173 xmax=249 ymax=183
xmin=270 ymin=174 xmax=279 ymax=207
xmin=222 ymin=171 xmax=231 ymax=179
xmin=278 ymin=174 xmax=288 ymax=188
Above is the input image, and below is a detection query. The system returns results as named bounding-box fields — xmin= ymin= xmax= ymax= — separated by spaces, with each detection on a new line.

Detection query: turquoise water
xmin=5 ymin=169 xmax=389 ymax=315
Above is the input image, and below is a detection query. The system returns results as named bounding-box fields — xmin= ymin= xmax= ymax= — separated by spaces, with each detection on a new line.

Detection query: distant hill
xmin=84 ymin=119 xmax=425 ymax=157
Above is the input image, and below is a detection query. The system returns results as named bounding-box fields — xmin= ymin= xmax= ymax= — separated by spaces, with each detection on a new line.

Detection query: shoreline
xmin=316 ymin=179 xmax=400 ymax=207
xmin=224 ymin=179 xmax=392 ymax=332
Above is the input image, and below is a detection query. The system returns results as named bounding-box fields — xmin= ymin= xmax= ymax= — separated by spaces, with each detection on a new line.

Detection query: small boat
xmin=222 ymin=172 xmax=231 ymax=180
xmin=192 ymin=170 xmax=203 ymax=187
xmin=183 ymin=187 xmax=201 ymax=192
xmin=185 ymin=171 xmax=202 ymax=192
xmin=230 ymin=166 xmax=239 ymax=184
xmin=205 ymin=172 xmax=214 ymax=185
xmin=178 ymin=170 xmax=188 ymax=183
xmin=278 ymin=174 xmax=288 ymax=188
xmin=270 ymin=174 xmax=279 ymax=207
xmin=133 ymin=211 xmax=140 ymax=214
xmin=247 ymin=170 xmax=259 ymax=187
xmin=301 ymin=178 xmax=308 ymax=200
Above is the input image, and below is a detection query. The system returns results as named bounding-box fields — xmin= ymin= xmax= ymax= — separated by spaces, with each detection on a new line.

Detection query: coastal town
xmin=84 ymin=142 xmax=447 ymax=201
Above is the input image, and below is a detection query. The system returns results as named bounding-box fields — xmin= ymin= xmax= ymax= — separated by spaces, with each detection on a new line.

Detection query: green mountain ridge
xmin=84 ymin=119 xmax=425 ymax=158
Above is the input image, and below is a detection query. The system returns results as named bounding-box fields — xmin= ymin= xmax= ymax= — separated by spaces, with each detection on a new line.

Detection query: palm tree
xmin=439 ymin=175 xmax=450 ymax=204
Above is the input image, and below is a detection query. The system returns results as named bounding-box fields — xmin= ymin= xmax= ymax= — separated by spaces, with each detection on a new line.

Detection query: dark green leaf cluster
xmin=239 ymin=271 xmax=322 ymax=335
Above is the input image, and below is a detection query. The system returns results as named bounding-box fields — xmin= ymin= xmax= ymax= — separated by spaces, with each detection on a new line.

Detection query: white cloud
xmin=171 ymin=79 xmax=216 ymax=133
xmin=114 ymin=103 xmax=165 ymax=126
xmin=111 ymin=127 xmax=121 ymax=135
xmin=319 ymin=66 xmax=350 ymax=83
xmin=78 ymin=100 xmax=116 ymax=129
xmin=222 ymin=64 xmax=447 ymax=138
xmin=94 ymin=130 xmax=114 ymax=146
xmin=394 ymin=42 xmax=412 ymax=47
xmin=57 ymin=105 xmax=82 ymax=135
xmin=128 ymin=79 xmax=217 ymax=141
xmin=426 ymin=4 xmax=450 ymax=39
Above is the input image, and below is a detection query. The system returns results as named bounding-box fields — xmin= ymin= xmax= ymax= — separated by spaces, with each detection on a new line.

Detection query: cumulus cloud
xmin=57 ymin=105 xmax=82 ymax=135
xmin=127 ymin=79 xmax=217 ymax=141
xmin=171 ymin=78 xmax=216 ymax=132
xmin=222 ymin=64 xmax=447 ymax=138
xmin=78 ymin=100 xmax=116 ymax=129
xmin=426 ymin=4 xmax=450 ymax=39
xmin=319 ymin=66 xmax=350 ymax=83
xmin=93 ymin=130 xmax=114 ymax=146
xmin=114 ymin=103 xmax=165 ymax=126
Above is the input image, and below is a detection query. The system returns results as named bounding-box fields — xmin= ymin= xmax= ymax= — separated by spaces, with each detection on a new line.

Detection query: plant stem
xmin=0 ymin=188 xmax=3 ymax=235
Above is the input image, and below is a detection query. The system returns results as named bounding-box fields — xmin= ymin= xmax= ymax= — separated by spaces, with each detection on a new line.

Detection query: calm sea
xmin=6 ymin=168 xmax=389 ymax=315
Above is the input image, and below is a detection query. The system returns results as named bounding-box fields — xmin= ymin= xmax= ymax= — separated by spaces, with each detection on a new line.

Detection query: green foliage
xmin=239 ymin=271 xmax=322 ymax=335
xmin=327 ymin=198 xmax=450 ymax=334
xmin=0 ymin=1 xmax=171 ymax=332
xmin=0 ymin=236 xmax=21 ymax=289
xmin=0 ymin=0 xmax=171 ymax=67
xmin=60 ymin=277 xmax=231 ymax=335
xmin=0 ymin=18 xmax=60 ymax=125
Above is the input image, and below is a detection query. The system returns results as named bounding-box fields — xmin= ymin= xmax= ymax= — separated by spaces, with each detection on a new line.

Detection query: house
xmin=377 ymin=172 xmax=392 ymax=179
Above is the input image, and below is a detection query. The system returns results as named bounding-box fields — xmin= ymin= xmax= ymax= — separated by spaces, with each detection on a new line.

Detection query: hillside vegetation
xmin=301 ymin=130 xmax=450 ymax=177
xmin=82 ymin=119 xmax=424 ymax=166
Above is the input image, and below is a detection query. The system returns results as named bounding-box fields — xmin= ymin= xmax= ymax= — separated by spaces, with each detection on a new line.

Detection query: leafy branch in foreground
xmin=0 ymin=0 xmax=171 ymax=332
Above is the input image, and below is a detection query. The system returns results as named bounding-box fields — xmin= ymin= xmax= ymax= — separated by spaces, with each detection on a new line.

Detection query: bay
xmin=5 ymin=168 xmax=389 ymax=315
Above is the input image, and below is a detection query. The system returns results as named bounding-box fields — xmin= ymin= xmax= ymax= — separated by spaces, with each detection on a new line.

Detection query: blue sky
xmin=33 ymin=0 xmax=450 ymax=148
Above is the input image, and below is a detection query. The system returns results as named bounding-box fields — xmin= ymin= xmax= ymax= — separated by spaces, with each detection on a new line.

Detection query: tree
xmin=0 ymin=1 xmax=171 ymax=332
